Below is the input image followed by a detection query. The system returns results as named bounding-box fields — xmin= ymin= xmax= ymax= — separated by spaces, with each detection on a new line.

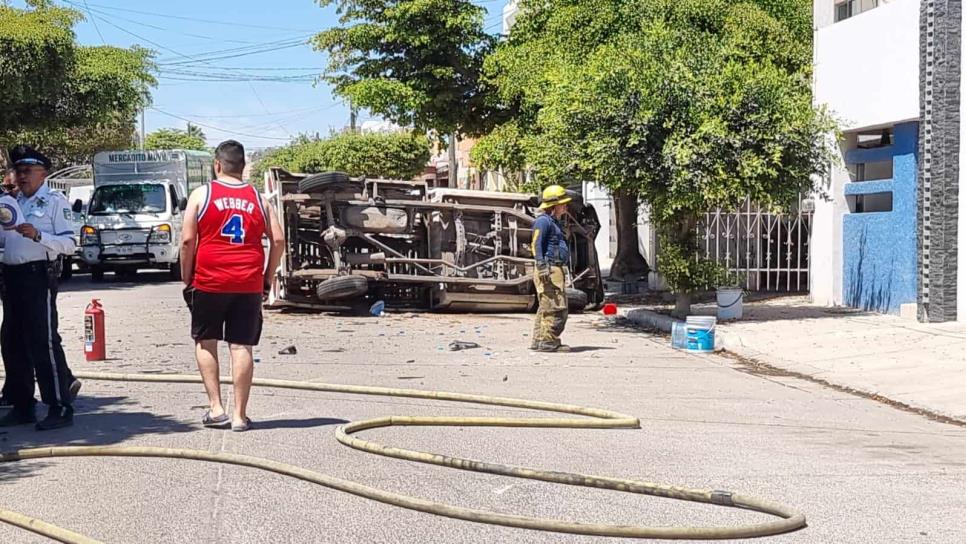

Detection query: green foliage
xmin=313 ymin=0 xmax=496 ymax=138
xmin=145 ymin=128 xmax=208 ymax=152
xmin=0 ymin=4 xmax=155 ymax=159
xmin=2 ymin=116 xmax=136 ymax=170
xmin=657 ymin=237 xmax=727 ymax=294
xmin=251 ymin=131 xmax=430 ymax=181
xmin=483 ymin=0 xmax=837 ymax=295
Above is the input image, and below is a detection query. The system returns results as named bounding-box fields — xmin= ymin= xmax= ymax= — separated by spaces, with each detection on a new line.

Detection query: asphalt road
xmin=0 ymin=275 xmax=964 ymax=543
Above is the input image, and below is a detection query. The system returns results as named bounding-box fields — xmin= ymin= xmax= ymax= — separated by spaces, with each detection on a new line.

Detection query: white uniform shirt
xmin=1 ymin=182 xmax=76 ymax=265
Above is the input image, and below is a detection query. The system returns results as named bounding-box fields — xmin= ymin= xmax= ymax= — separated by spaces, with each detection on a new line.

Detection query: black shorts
xmin=190 ymin=290 xmax=263 ymax=346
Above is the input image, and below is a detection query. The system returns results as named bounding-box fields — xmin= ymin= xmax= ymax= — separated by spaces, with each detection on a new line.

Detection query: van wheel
xmin=316 ymin=275 xmax=368 ymax=301
xmin=91 ymin=266 xmax=105 ymax=282
xmin=170 ymin=259 xmax=182 ymax=282
xmin=60 ymin=257 xmax=73 ymax=281
xmin=298 ymin=171 xmax=356 ymax=193
xmin=566 ymin=288 xmax=589 ymax=313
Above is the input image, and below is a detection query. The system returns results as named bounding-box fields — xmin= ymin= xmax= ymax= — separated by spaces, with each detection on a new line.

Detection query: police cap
xmin=9 ymin=145 xmax=51 ymax=170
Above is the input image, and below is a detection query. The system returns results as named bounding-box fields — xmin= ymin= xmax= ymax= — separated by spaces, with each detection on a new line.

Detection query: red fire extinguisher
xmin=84 ymin=299 xmax=106 ymax=361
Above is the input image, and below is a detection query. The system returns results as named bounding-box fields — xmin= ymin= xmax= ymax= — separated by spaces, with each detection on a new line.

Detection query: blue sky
xmin=28 ymin=1 xmax=507 ymax=149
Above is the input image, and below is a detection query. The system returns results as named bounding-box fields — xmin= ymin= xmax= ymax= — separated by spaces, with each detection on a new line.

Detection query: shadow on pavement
xmin=566 ymin=346 xmax=616 ymax=353
xmin=0 ymin=395 xmax=194 ymax=450
xmin=0 ymin=395 xmax=195 ymax=484
xmin=253 ymin=417 xmax=349 ymax=431
xmin=59 ymin=271 xmax=177 ymax=293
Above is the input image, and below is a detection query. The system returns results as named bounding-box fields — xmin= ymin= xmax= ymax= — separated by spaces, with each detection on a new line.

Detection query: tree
xmin=313 ymin=0 xmax=497 ymax=188
xmin=145 ymin=128 xmax=208 ymax=151
xmin=483 ymin=0 xmax=835 ymax=315
xmin=186 ymin=123 xmax=205 ymax=140
xmin=250 ymin=131 xmax=430 ymax=183
xmin=0 ymin=2 xmax=154 ymax=162
xmin=1 ymin=116 xmax=137 ymax=170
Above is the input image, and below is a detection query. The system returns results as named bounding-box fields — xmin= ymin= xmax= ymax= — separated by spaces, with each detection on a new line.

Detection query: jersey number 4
xmin=220 ymin=214 xmax=246 ymax=244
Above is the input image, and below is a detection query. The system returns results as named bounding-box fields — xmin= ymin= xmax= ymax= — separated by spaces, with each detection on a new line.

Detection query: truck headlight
xmin=81 ymin=226 xmax=99 ymax=246
xmin=150 ymin=224 xmax=172 ymax=244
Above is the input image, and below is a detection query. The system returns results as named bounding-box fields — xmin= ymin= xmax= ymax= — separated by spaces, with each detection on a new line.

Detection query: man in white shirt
xmin=0 ymin=146 xmax=80 ymax=430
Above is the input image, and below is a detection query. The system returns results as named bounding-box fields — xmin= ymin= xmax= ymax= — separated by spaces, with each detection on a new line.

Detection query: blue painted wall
xmin=842 ymin=121 xmax=918 ymax=313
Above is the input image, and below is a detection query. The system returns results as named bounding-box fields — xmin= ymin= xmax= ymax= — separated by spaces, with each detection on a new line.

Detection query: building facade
xmin=811 ymin=0 xmax=923 ymax=316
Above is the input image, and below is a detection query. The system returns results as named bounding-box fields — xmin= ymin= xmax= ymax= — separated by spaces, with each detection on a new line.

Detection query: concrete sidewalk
xmin=625 ymin=296 xmax=966 ymax=423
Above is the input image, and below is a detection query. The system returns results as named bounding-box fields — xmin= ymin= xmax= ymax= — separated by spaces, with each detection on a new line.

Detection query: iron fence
xmin=699 ymin=195 xmax=813 ymax=292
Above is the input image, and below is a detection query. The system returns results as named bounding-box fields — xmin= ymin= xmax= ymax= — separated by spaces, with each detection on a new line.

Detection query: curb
xmin=622 ymin=308 xmax=680 ymax=332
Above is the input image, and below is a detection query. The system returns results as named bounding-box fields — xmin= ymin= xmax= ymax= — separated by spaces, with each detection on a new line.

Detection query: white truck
xmin=80 ymin=149 xmax=213 ymax=281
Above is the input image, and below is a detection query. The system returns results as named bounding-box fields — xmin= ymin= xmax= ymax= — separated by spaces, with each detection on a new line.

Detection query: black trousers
xmin=1 ymin=262 xmax=74 ymax=410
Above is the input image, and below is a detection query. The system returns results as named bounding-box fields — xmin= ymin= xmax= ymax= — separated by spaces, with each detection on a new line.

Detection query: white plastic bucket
xmin=716 ymin=288 xmax=743 ymax=321
xmin=685 ymin=316 xmax=716 ymax=353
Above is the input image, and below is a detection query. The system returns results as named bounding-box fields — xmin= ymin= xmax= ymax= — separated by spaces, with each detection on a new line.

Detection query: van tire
xmin=170 ymin=258 xmax=182 ymax=282
xmin=316 ymin=275 xmax=368 ymax=301
xmin=566 ymin=288 xmax=588 ymax=313
xmin=60 ymin=257 xmax=73 ymax=281
xmin=298 ymin=172 xmax=353 ymax=193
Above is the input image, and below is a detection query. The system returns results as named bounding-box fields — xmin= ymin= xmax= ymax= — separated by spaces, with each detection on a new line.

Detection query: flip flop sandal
xmin=232 ymin=417 xmax=253 ymax=433
xmin=202 ymin=411 xmax=230 ymax=428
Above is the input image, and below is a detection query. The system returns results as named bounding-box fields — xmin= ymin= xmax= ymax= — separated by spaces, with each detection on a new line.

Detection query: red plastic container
xmin=602 ymin=303 xmax=618 ymax=316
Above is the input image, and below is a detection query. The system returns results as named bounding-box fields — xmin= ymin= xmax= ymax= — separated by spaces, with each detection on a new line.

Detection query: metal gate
xmin=699 ymin=196 xmax=813 ymax=292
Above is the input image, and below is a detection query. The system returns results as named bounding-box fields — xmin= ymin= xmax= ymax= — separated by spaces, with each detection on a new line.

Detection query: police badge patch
xmin=0 ymin=202 xmax=18 ymax=229
xmin=63 ymin=209 xmax=72 ymax=221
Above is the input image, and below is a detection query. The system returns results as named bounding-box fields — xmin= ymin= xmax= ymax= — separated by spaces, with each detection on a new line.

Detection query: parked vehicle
xmin=80 ymin=150 xmax=213 ymax=281
xmin=264 ymin=168 xmax=605 ymax=313
xmin=48 ymin=165 xmax=95 ymax=280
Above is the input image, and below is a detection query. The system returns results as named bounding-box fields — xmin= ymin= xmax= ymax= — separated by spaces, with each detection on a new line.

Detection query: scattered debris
xmin=397 ymin=376 xmax=425 ymax=380
xmin=406 ymin=359 xmax=415 ymax=364
xmin=502 ymin=375 xmax=508 ymax=382
xmin=370 ymin=300 xmax=386 ymax=317
xmin=449 ymin=340 xmax=481 ymax=351
xmin=278 ymin=345 xmax=298 ymax=355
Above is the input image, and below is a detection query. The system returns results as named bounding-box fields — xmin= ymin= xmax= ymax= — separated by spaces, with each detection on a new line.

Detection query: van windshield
xmin=89 ymin=184 xmax=167 ymax=215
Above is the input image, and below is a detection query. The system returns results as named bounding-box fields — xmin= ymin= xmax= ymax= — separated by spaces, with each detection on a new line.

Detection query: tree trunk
xmin=666 ymin=214 xmax=699 ymax=318
xmin=448 ymin=132 xmax=459 ymax=189
xmin=609 ymin=191 xmax=650 ymax=281
xmin=671 ymin=292 xmax=692 ymax=319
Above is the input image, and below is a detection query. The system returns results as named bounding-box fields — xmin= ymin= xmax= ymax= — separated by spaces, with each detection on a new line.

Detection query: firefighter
xmin=530 ymin=185 xmax=571 ymax=353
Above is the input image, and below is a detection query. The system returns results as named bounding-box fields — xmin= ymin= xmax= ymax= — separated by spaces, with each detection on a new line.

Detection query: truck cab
xmin=81 ymin=150 xmax=212 ymax=281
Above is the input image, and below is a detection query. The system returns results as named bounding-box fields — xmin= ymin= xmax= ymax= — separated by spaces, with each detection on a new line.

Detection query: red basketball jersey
xmin=192 ymin=180 xmax=267 ymax=293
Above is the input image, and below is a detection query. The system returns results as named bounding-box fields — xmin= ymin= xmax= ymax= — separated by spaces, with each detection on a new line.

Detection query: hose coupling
xmin=710 ymin=491 xmax=735 ymax=506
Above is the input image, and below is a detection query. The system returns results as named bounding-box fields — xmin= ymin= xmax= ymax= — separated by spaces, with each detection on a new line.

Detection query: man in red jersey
xmin=180 ymin=140 xmax=284 ymax=432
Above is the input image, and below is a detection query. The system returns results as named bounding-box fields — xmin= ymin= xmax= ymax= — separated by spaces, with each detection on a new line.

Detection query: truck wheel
xmin=60 ymin=257 xmax=73 ymax=281
xmin=170 ymin=259 xmax=182 ymax=282
xmin=298 ymin=171 xmax=354 ymax=193
xmin=566 ymin=288 xmax=589 ymax=314
xmin=316 ymin=275 xmax=368 ymax=301
xmin=91 ymin=266 xmax=105 ymax=282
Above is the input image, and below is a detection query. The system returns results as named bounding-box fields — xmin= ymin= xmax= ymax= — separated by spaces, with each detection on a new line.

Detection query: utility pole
xmin=448 ymin=132 xmax=458 ymax=189
xmin=349 ymin=100 xmax=358 ymax=132
xmin=139 ymin=108 xmax=146 ymax=150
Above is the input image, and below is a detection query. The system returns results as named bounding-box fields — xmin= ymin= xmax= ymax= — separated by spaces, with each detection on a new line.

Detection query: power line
xmin=80 ymin=1 xmax=318 ymax=33
xmin=70 ymin=1 xmax=257 ymax=46
xmin=82 ymin=0 xmax=106 ymax=44
xmin=154 ymin=105 xmax=333 ymax=119
xmin=150 ymin=108 xmax=293 ymax=141
xmin=156 ymin=39 xmax=311 ymax=67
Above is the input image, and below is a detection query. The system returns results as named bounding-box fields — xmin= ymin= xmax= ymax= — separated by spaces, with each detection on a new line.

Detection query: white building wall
xmin=502 ymin=0 xmax=519 ymax=34
xmin=810 ymin=0 xmax=920 ymax=307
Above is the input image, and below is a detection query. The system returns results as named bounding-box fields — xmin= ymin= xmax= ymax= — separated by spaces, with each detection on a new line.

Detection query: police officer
xmin=0 ymin=145 xmax=81 ymax=430
xmin=530 ymin=185 xmax=572 ymax=353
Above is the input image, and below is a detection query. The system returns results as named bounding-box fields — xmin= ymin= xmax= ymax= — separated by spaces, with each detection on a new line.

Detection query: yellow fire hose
xmin=0 ymin=372 xmax=806 ymax=542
